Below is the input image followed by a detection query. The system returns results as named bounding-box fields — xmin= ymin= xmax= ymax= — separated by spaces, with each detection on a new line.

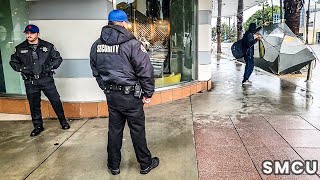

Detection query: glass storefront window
xmin=115 ymin=0 xmax=197 ymax=88
xmin=0 ymin=0 xmax=29 ymax=94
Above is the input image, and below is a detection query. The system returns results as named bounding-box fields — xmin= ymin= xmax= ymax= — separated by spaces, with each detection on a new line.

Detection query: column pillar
xmin=197 ymin=0 xmax=212 ymax=85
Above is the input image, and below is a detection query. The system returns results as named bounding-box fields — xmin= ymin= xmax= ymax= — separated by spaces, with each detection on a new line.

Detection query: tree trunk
xmin=237 ymin=0 xmax=244 ymax=40
xmin=284 ymin=0 xmax=303 ymax=35
xmin=217 ymin=0 xmax=222 ymax=53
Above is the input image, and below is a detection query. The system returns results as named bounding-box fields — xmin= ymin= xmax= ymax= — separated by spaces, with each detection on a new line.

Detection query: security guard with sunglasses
xmin=90 ymin=10 xmax=159 ymax=175
xmin=10 ymin=24 xmax=70 ymax=137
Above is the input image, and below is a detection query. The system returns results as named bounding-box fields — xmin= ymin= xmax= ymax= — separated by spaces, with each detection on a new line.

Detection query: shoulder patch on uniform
xmin=140 ymin=44 xmax=147 ymax=53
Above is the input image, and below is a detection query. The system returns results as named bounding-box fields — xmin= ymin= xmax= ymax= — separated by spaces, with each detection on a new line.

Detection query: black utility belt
xmin=22 ymin=73 xmax=49 ymax=80
xmin=105 ymin=84 xmax=143 ymax=98
xmin=106 ymin=85 xmax=135 ymax=92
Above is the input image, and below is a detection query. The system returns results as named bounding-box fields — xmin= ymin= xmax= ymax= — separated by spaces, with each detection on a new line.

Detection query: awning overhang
xmin=212 ymin=0 xmax=266 ymax=17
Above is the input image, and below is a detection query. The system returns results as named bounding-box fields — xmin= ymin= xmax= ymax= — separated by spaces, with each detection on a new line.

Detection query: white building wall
xmin=198 ymin=0 xmax=212 ymax=81
xmin=308 ymin=11 xmax=320 ymax=43
xmin=27 ymin=0 xmax=113 ymax=102
xmin=300 ymin=8 xmax=320 ymax=44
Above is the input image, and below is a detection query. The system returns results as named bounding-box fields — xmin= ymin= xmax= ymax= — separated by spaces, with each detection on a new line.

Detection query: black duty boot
xmin=30 ymin=126 xmax=44 ymax=137
xmin=140 ymin=157 xmax=160 ymax=174
xmin=61 ymin=122 xmax=70 ymax=130
xmin=107 ymin=166 xmax=120 ymax=175
xmin=60 ymin=119 xmax=70 ymax=130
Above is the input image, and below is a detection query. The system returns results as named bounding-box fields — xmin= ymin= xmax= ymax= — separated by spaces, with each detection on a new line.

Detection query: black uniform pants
xmin=25 ymin=77 xmax=66 ymax=128
xmin=106 ymin=91 xmax=152 ymax=170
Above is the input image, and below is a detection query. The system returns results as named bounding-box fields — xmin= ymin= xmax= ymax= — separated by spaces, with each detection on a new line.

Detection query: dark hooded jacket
xmin=90 ymin=25 xmax=155 ymax=98
xmin=242 ymin=23 xmax=259 ymax=58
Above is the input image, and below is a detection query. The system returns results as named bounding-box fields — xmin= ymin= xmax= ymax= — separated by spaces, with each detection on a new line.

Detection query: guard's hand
xmin=21 ymin=67 xmax=32 ymax=75
xmin=43 ymin=66 xmax=53 ymax=73
xmin=142 ymin=96 xmax=151 ymax=104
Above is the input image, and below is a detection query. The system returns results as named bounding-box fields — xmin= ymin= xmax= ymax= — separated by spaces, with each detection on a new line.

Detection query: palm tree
xmin=284 ymin=0 xmax=304 ymax=35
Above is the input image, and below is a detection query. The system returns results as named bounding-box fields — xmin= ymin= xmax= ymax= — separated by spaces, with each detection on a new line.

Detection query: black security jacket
xmin=10 ymin=39 xmax=63 ymax=78
xmin=90 ymin=25 xmax=155 ymax=98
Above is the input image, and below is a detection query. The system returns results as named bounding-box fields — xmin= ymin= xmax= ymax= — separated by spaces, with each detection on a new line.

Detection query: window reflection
xmin=0 ymin=0 xmax=29 ymax=94
xmin=115 ymin=0 xmax=197 ymax=88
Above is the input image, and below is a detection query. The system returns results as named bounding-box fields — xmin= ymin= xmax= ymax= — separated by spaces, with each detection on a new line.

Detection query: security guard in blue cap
xmin=10 ymin=24 xmax=70 ymax=137
xmin=90 ymin=10 xmax=159 ymax=175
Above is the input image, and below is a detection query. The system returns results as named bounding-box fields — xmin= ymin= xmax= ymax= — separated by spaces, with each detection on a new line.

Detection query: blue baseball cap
xmin=24 ymin=24 xmax=39 ymax=33
xmin=108 ymin=10 xmax=129 ymax=22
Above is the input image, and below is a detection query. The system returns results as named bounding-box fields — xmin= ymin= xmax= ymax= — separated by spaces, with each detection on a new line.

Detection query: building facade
xmin=0 ymin=0 xmax=212 ymax=117
xmin=299 ymin=2 xmax=320 ymax=44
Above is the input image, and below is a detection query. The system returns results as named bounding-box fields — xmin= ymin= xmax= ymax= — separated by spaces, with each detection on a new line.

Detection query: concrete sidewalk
xmin=1 ymin=51 xmax=320 ymax=179
xmin=0 ymin=101 xmax=198 ymax=180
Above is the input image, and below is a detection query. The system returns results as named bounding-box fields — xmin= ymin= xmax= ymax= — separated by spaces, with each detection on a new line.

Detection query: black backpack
xmin=231 ymin=39 xmax=245 ymax=59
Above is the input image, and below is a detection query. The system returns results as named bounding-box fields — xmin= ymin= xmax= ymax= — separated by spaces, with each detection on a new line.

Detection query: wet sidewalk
xmin=1 ymin=50 xmax=320 ymax=179
xmin=193 ymin=52 xmax=320 ymax=179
